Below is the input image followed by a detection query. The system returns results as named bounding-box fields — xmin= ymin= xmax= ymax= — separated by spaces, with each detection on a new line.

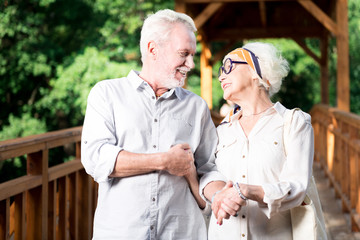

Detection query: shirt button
xmin=242 ymin=155 xmax=245 ymax=158
xmin=150 ymin=226 xmax=154 ymax=230
xmin=152 ymin=96 xmax=155 ymax=99
xmin=242 ymin=234 xmax=245 ymax=237
xmin=274 ymin=141 xmax=278 ymax=145
xmin=84 ymin=141 xmax=87 ymax=144
xmin=242 ymin=215 xmax=246 ymax=218
xmin=152 ymin=197 xmax=156 ymax=201
xmin=153 ymin=145 xmax=156 ymax=148
xmin=242 ymin=175 xmax=246 ymax=178
xmin=154 ymin=119 xmax=158 ymax=122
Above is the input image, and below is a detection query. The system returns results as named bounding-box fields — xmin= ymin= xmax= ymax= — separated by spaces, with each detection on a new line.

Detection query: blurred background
xmin=0 ymin=0 xmax=359 ymax=181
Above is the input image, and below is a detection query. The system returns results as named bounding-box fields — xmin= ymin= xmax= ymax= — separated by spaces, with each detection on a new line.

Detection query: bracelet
xmin=234 ymin=182 xmax=248 ymax=200
xmin=211 ymin=190 xmax=222 ymax=203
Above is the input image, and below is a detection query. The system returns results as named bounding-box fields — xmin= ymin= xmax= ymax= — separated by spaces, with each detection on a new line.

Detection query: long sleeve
xmin=81 ymin=82 xmax=123 ymax=183
xmin=261 ymin=110 xmax=314 ymax=218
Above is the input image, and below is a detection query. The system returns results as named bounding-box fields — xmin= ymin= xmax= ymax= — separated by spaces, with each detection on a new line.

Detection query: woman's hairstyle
xmin=140 ymin=9 xmax=197 ymax=63
xmin=242 ymin=42 xmax=290 ymax=96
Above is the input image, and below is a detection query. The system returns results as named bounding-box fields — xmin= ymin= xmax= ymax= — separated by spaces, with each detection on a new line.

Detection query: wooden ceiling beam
xmin=298 ymin=0 xmax=338 ymax=36
xmin=182 ymin=0 xmax=302 ymax=3
xmin=259 ymin=1 xmax=267 ymax=27
xmin=210 ymin=40 xmax=238 ymax=65
xmin=292 ymin=38 xmax=321 ymax=64
xmin=194 ymin=3 xmax=224 ymax=29
xmin=207 ymin=27 xmax=322 ymax=40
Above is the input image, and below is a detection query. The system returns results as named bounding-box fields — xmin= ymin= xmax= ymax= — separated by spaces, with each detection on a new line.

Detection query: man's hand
xmin=163 ymin=143 xmax=194 ymax=177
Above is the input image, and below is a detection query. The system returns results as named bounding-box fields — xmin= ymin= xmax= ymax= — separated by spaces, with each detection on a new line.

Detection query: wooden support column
xmin=336 ymin=0 xmax=349 ymax=111
xmin=175 ymin=0 xmax=186 ymax=13
xmin=200 ymin=38 xmax=213 ymax=109
xmin=320 ymin=34 xmax=329 ymax=104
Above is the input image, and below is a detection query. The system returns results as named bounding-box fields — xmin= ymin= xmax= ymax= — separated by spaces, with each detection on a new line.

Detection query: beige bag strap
xmin=283 ymin=108 xmax=327 ymax=239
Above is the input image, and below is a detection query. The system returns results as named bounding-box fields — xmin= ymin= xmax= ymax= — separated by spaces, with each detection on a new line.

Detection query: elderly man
xmin=81 ymin=9 xmax=240 ymax=240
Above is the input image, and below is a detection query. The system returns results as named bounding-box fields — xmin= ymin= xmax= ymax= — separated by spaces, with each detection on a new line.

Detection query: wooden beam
xmin=259 ymin=1 xmax=267 ymax=28
xmin=211 ymin=40 xmax=237 ymax=65
xmin=194 ymin=3 xmax=223 ymax=29
xmin=298 ymin=0 xmax=338 ymax=36
xmin=293 ymin=38 xmax=321 ymax=64
xmin=200 ymin=39 xmax=213 ymax=109
xmin=207 ymin=26 xmax=323 ymax=40
xmin=175 ymin=0 xmax=186 ymax=13
xmin=320 ymin=34 xmax=329 ymax=105
xmin=336 ymin=0 xmax=349 ymax=111
xmin=182 ymin=0 xmax=304 ymax=3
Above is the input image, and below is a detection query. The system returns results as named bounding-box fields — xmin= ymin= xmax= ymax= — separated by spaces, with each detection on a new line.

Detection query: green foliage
xmin=0 ymin=113 xmax=46 ymax=140
xmin=36 ymin=47 xmax=138 ymax=129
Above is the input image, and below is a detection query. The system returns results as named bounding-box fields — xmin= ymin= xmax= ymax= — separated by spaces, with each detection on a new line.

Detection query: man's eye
xmin=180 ymin=52 xmax=189 ymax=57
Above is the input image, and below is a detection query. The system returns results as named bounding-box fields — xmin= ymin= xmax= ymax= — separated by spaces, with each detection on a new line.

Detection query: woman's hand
xmin=212 ymin=181 xmax=245 ymax=225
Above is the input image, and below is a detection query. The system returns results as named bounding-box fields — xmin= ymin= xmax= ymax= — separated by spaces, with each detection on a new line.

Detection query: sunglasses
xmin=218 ymin=58 xmax=248 ymax=79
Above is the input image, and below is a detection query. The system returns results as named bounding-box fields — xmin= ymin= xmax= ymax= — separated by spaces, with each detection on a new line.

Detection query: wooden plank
xmin=78 ymin=171 xmax=93 ymax=239
xmin=336 ymin=0 xmax=349 ymax=111
xmin=259 ymin=1 xmax=267 ymax=27
xmin=320 ymin=34 xmax=329 ymax=104
xmin=48 ymin=181 xmax=56 ymax=240
xmin=0 ymin=127 xmax=82 ymax=161
xmin=293 ymin=38 xmax=321 ymax=64
xmin=14 ymin=193 xmax=26 ymax=240
xmin=57 ymin=176 xmax=69 ymax=240
xmin=298 ymin=0 xmax=338 ymax=35
xmin=0 ymin=199 xmax=10 ymax=240
xmin=48 ymin=159 xmax=83 ymax=182
xmin=182 ymin=0 xmax=303 ymax=2
xmin=0 ymin=175 xmax=42 ymax=201
xmin=208 ymin=26 xmax=324 ymax=40
xmin=194 ymin=3 xmax=223 ymax=29
xmin=69 ymin=172 xmax=79 ymax=240
xmin=175 ymin=0 xmax=186 ymax=13
xmin=41 ymin=150 xmax=49 ymax=240
xmin=27 ymin=187 xmax=42 ymax=240
xmin=200 ymin=39 xmax=213 ymax=109
xmin=211 ymin=40 xmax=237 ymax=65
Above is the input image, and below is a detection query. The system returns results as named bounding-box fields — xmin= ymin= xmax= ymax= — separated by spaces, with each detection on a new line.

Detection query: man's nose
xmin=185 ymin=56 xmax=195 ymax=69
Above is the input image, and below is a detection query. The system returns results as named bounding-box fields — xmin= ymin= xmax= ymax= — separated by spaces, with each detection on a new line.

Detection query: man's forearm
xmin=110 ymin=150 xmax=166 ymax=177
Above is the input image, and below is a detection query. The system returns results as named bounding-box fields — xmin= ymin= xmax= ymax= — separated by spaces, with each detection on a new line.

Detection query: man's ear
xmin=148 ymin=41 xmax=157 ymax=59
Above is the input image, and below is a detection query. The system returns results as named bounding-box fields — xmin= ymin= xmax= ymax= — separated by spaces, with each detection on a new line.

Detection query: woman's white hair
xmin=140 ymin=9 xmax=197 ymax=63
xmin=242 ymin=42 xmax=290 ymax=96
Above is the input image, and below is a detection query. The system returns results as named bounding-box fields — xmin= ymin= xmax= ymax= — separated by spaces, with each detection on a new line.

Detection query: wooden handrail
xmin=0 ymin=126 xmax=97 ymax=240
xmin=310 ymin=104 xmax=360 ymax=232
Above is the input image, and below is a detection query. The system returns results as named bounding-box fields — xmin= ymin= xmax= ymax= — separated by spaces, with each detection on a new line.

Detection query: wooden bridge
xmin=1 ymin=0 xmax=355 ymax=239
xmin=1 ymin=104 xmax=360 ymax=239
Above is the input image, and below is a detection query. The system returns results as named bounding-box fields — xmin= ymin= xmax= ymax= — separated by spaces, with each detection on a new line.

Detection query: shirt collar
xmin=127 ymin=70 xmax=183 ymax=100
xmin=219 ymin=101 xmax=286 ymax=125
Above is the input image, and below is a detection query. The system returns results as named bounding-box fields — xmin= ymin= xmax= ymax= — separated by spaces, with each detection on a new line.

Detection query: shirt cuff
xmin=199 ymin=171 xmax=227 ymax=202
xmin=200 ymin=202 xmax=212 ymax=217
xmin=260 ymin=182 xmax=291 ymax=218
xmin=93 ymin=144 xmax=123 ymax=183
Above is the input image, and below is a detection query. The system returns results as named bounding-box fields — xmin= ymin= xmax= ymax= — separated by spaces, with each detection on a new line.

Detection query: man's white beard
xmin=160 ymin=67 xmax=189 ymax=89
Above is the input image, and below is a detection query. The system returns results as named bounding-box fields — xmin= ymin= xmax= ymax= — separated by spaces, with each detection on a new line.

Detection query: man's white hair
xmin=140 ymin=9 xmax=197 ymax=63
xmin=242 ymin=42 xmax=290 ymax=96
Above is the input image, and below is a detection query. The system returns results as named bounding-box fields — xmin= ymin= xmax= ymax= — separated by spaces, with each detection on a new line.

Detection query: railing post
xmin=26 ymin=150 xmax=48 ymax=240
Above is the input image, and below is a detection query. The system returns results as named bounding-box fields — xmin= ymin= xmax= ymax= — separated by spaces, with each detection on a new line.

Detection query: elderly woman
xmin=208 ymin=42 xmax=317 ymax=240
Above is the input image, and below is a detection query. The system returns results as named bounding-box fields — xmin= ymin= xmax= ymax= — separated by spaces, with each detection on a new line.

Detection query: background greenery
xmin=0 ymin=0 xmax=359 ymax=181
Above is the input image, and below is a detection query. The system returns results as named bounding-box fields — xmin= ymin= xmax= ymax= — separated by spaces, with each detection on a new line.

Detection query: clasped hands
xmin=212 ymin=181 xmax=247 ymax=225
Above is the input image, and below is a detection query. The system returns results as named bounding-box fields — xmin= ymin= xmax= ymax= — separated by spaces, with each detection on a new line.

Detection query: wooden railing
xmin=0 ymin=127 xmax=97 ymax=240
xmin=311 ymin=104 xmax=360 ymax=231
